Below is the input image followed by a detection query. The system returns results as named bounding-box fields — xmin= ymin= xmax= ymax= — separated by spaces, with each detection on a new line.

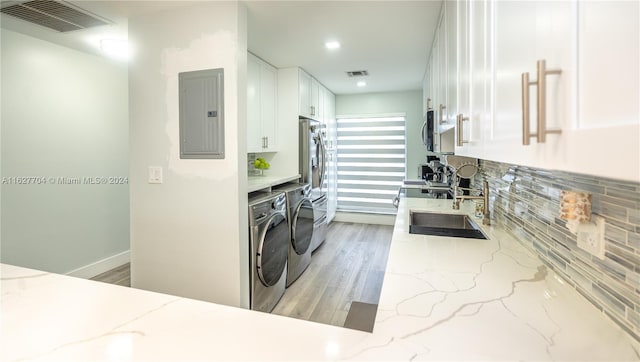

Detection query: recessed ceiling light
xmin=325 ymin=41 xmax=341 ymax=50
xmin=357 ymin=81 xmax=367 ymax=87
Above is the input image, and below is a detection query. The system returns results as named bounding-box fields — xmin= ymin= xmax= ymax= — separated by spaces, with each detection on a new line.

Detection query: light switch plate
xmin=148 ymin=166 xmax=163 ymax=184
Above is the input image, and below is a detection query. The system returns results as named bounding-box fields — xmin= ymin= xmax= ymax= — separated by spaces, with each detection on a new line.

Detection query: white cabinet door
xmin=563 ymin=1 xmax=639 ymax=182
xmin=457 ymin=0 xmax=487 ymax=158
xmin=324 ymin=89 xmax=337 ymax=150
xmin=484 ymin=0 xmax=538 ymax=166
xmin=247 ymin=54 xmax=262 ymax=153
xmin=436 ymin=12 xmax=449 ymax=132
xmin=430 ymin=38 xmax=441 ymax=152
xmin=456 ymin=0 xmax=471 ymax=155
xmin=310 ymin=78 xmax=320 ymax=120
xmin=484 ymin=1 xmax=573 ymax=170
xmin=445 ymin=0 xmax=457 ymax=131
xmin=260 ymin=62 xmax=277 ymax=151
xmin=299 ymin=69 xmax=312 ymax=119
xmin=247 ymin=53 xmax=278 ymax=153
xmin=298 ymin=69 xmax=321 ymax=121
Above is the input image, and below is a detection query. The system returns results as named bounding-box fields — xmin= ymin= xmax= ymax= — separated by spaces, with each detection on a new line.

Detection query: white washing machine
xmin=274 ymin=183 xmax=313 ymax=287
xmin=248 ymin=192 xmax=288 ymax=313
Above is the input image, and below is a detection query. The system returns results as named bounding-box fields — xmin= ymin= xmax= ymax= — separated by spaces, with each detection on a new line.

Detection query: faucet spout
xmin=451 ymin=164 xmax=491 ymax=225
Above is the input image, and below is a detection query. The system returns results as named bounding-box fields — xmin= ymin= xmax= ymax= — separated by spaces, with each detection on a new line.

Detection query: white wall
xmin=0 ymin=29 xmax=130 ymax=274
xmin=128 ymin=2 xmax=249 ymax=308
xmin=336 ymin=91 xmax=424 ymax=179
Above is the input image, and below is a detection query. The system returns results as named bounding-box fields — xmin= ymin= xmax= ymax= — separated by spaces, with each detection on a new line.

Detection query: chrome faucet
xmin=452 ymin=165 xmax=491 ymax=225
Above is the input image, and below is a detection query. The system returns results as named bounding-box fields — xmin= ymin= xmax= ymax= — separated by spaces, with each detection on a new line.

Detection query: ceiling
xmin=245 ymin=1 xmax=442 ymax=94
xmin=0 ymin=0 xmax=442 ymax=94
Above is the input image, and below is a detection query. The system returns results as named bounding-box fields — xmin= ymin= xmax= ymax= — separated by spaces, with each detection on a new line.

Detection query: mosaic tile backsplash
xmin=474 ymin=159 xmax=640 ymax=341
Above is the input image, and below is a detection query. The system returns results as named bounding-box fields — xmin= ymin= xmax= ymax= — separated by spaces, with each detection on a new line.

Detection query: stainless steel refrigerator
xmin=299 ymin=118 xmax=327 ymax=252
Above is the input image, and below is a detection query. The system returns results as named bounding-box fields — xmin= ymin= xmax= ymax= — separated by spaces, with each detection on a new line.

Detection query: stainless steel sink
xmin=409 ymin=211 xmax=488 ymax=239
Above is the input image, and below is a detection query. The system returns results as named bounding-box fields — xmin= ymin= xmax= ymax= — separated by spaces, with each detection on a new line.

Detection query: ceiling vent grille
xmin=346 ymin=70 xmax=369 ymax=77
xmin=1 ymin=0 xmax=110 ymax=32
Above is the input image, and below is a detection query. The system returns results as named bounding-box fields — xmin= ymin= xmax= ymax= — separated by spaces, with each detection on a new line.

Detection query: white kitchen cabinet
xmin=455 ymin=0 xmax=488 ymax=158
xmin=247 ymin=53 xmax=278 ymax=153
xmin=436 ymin=12 xmax=449 ymax=131
xmin=324 ymin=88 xmax=336 ymax=150
xmin=445 ymin=0 xmax=457 ymax=131
xmin=455 ymin=0 xmax=470 ymax=155
xmin=452 ymin=0 xmax=639 ymax=182
xmin=481 ymin=1 xmax=574 ymax=168
xmin=422 ymin=6 xmax=456 ymax=155
xmin=299 ymin=68 xmax=320 ymax=120
xmin=560 ymin=1 xmax=639 ymax=182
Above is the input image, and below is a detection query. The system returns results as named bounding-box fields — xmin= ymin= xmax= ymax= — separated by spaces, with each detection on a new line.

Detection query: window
xmin=336 ymin=115 xmax=406 ymax=214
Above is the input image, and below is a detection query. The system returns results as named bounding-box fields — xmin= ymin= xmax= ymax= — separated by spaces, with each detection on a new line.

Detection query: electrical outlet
xmin=576 ymin=215 xmax=605 ymax=259
xmin=148 ymin=166 xmax=163 ymax=184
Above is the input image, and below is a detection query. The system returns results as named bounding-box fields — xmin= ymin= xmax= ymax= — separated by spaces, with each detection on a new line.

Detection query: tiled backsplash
xmin=474 ymin=159 xmax=640 ymax=342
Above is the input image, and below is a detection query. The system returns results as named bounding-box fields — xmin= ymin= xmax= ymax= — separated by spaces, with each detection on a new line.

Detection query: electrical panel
xmin=179 ymin=68 xmax=225 ymax=159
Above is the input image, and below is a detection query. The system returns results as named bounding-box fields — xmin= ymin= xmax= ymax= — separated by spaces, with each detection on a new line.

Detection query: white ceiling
xmin=0 ymin=0 xmax=442 ymax=94
xmin=245 ymin=1 xmax=442 ymax=94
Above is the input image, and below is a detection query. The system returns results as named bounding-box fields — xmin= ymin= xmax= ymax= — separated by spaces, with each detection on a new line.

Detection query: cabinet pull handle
xmin=536 ymin=60 xmax=562 ymax=143
xmin=427 ymin=97 xmax=432 ymax=110
xmin=439 ymin=104 xmax=447 ymax=124
xmin=265 ymin=137 xmax=269 ymax=149
xmin=521 ymin=59 xmax=562 ymax=145
xmin=420 ymin=122 xmax=427 ymax=146
xmin=456 ymin=114 xmax=469 ymax=147
xmin=521 ymin=72 xmax=536 ymax=145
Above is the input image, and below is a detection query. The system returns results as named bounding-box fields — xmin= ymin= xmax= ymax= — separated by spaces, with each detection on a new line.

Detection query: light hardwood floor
xmin=90 ymin=221 xmax=393 ymax=328
xmin=90 ymin=262 xmax=130 ymax=287
xmin=272 ymin=222 xmax=393 ymax=327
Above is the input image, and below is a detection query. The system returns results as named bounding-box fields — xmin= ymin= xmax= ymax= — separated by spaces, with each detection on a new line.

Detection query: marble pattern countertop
xmin=2 ymin=197 xmax=639 ymax=361
xmin=247 ymin=174 xmax=300 ymax=192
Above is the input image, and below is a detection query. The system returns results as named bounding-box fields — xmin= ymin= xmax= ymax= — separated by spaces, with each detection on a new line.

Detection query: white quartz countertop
xmin=247 ymin=174 xmax=300 ymax=192
xmin=2 ymin=197 xmax=639 ymax=361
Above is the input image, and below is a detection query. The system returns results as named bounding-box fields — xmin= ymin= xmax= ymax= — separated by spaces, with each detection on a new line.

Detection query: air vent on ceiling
xmin=0 ymin=0 xmax=111 ymax=32
xmin=346 ymin=70 xmax=369 ymax=77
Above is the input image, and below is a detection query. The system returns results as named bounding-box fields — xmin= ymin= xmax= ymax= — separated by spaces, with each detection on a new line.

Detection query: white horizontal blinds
xmin=336 ymin=116 xmax=406 ymax=214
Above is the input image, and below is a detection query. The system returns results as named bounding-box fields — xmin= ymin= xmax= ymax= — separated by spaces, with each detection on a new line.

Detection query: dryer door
xmin=292 ymin=199 xmax=314 ymax=255
xmin=257 ymin=213 xmax=289 ymax=287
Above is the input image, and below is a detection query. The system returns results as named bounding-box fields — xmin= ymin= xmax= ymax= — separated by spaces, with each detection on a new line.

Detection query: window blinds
xmin=336 ymin=116 xmax=406 ymax=214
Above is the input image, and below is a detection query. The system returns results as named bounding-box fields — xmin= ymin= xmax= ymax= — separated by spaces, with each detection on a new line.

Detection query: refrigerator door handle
xmin=318 ymin=131 xmax=327 ymax=189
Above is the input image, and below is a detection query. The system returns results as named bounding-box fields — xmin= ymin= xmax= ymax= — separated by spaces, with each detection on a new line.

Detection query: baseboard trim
xmin=66 ymin=250 xmax=130 ymax=279
xmin=332 ymin=212 xmax=396 ymax=226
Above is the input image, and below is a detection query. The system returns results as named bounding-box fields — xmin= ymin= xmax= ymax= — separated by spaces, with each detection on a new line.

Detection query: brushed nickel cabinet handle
xmin=522 ymin=59 xmax=562 ymax=145
xmin=521 ymin=72 xmax=536 ymax=145
xmin=536 ymin=59 xmax=562 ymax=143
xmin=439 ymin=104 xmax=447 ymax=124
xmin=456 ymin=114 xmax=469 ymax=147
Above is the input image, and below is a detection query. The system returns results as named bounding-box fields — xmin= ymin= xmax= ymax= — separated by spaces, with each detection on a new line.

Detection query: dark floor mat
xmin=343 ymin=301 xmax=378 ymax=332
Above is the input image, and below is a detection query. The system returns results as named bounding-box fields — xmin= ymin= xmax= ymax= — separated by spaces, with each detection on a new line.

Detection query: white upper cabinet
xmin=247 ymin=53 xmax=278 ymax=153
xmin=483 ymin=1 xmax=574 ymax=169
xmin=456 ymin=0 xmax=471 ymax=154
xmin=445 ymin=0 xmax=458 ymax=130
xmin=564 ymin=1 xmax=639 ymax=181
xmin=299 ymin=68 xmax=321 ymax=120
xmin=436 ymin=13 xmax=449 ymax=131
xmin=448 ymin=0 xmax=638 ymax=181
xmin=456 ymin=0 xmax=488 ymax=158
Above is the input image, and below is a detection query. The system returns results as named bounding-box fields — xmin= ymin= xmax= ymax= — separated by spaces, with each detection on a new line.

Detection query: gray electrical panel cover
xmin=179 ymin=68 xmax=224 ymax=159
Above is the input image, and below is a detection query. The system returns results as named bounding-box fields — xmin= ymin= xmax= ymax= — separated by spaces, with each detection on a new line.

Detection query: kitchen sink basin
xmin=409 ymin=211 xmax=488 ymax=239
